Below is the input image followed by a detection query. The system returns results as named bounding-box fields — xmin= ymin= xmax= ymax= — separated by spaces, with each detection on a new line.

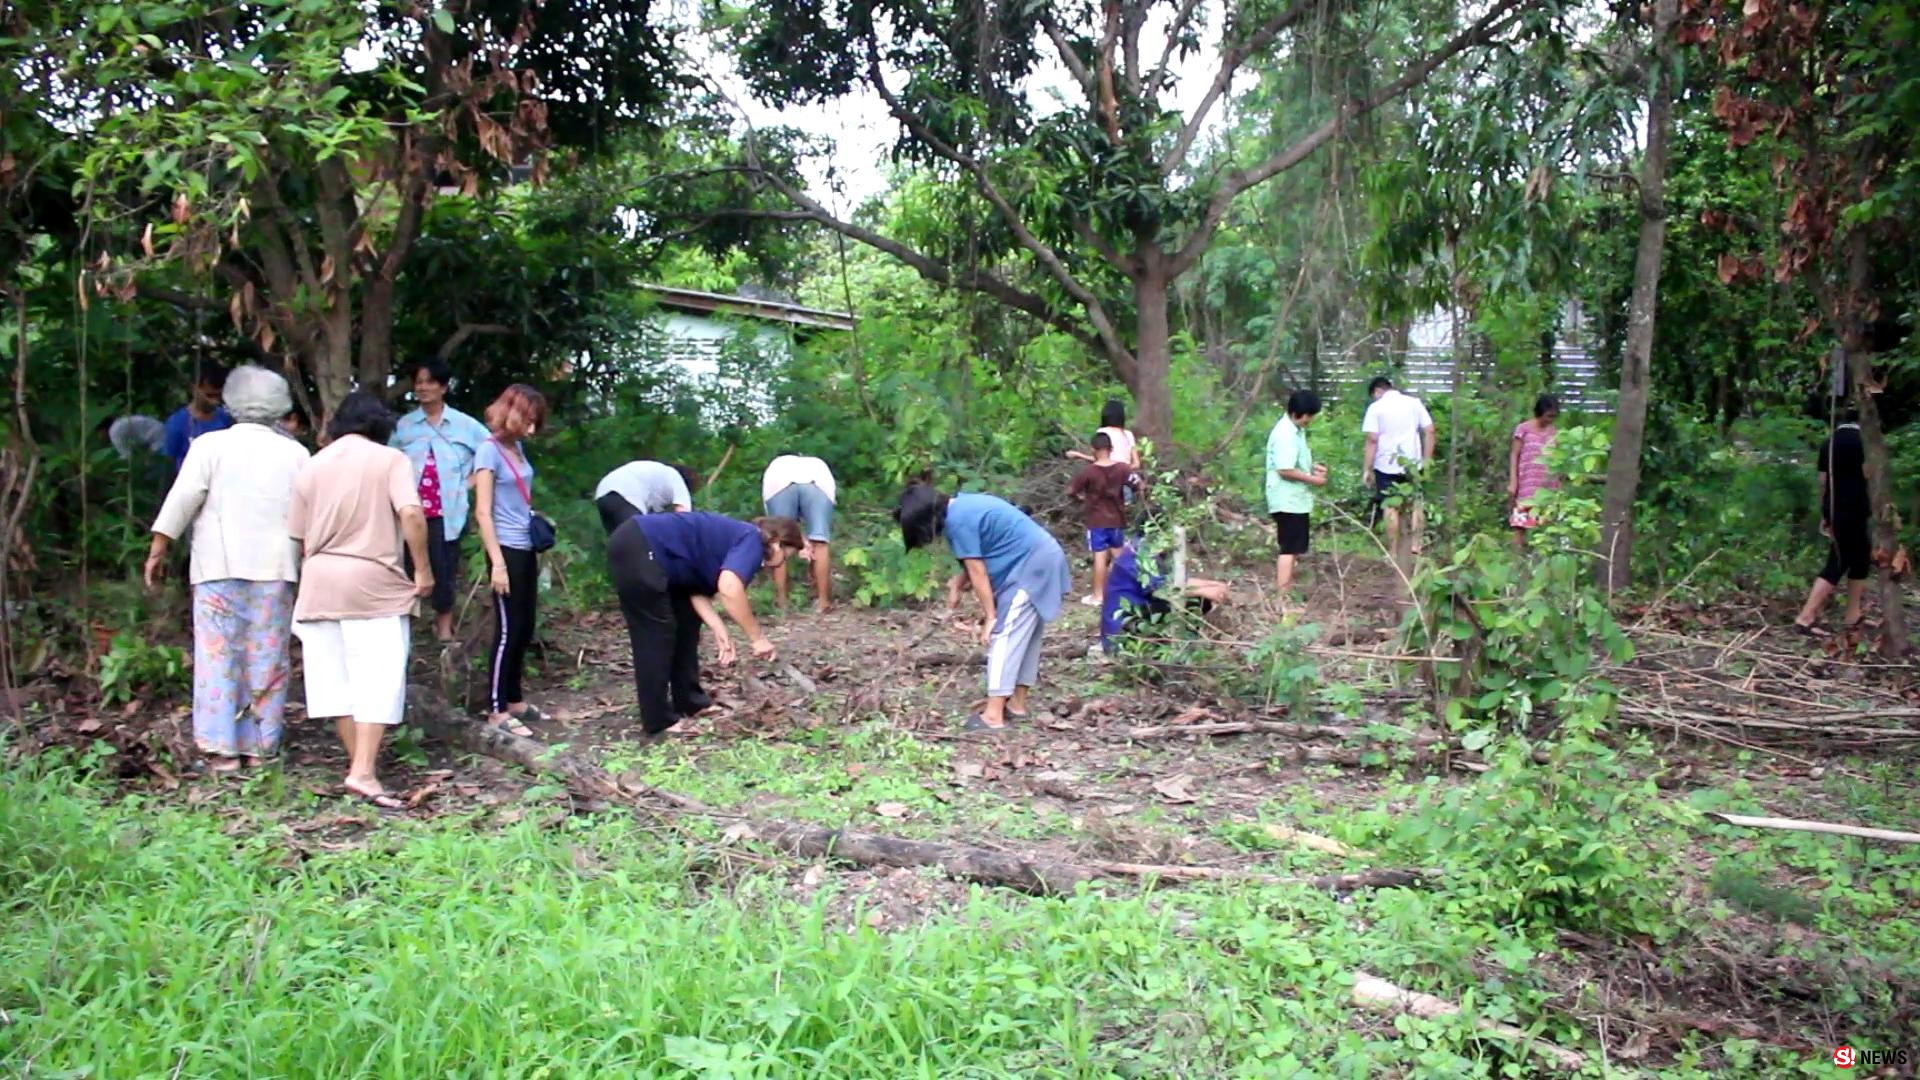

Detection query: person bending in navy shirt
xmin=606 ymin=511 xmax=805 ymax=735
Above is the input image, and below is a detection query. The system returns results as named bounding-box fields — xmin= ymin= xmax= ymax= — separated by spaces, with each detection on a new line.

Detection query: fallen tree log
xmin=1088 ymin=862 xmax=1427 ymax=892
xmin=1351 ymin=971 xmax=1588 ymax=1071
xmin=406 ymin=685 xmax=708 ymax=813
xmin=405 ymin=685 xmax=1430 ymax=896
xmin=1619 ymin=703 xmax=1920 ymax=742
xmin=1119 ymin=719 xmax=1440 ymax=746
xmin=744 ymin=820 xmax=1098 ymax=893
xmin=1705 ymin=812 xmax=1920 ymax=846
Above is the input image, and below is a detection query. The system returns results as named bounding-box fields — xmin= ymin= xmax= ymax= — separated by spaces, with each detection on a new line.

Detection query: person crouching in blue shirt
xmin=1100 ymin=536 xmax=1230 ymax=655
xmin=606 ymin=511 xmax=805 ymax=736
xmin=897 ymin=483 xmax=1071 ymax=733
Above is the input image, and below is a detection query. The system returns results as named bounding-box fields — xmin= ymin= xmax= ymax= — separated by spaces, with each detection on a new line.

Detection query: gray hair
xmin=223 ymin=364 xmax=293 ymax=426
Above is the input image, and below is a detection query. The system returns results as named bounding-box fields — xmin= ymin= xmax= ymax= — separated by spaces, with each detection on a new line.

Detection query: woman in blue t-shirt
xmin=605 ymin=511 xmax=805 ymax=736
xmin=472 ymin=384 xmax=548 ymax=737
xmin=897 ymin=483 xmax=1070 ymax=733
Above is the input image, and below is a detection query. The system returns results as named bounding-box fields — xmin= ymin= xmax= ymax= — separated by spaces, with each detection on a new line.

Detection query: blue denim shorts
xmin=765 ymin=482 xmax=834 ymax=542
xmin=1086 ymin=526 xmax=1126 ymax=553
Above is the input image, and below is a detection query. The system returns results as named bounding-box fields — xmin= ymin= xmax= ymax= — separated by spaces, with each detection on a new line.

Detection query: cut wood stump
xmin=1705 ymin=812 xmax=1920 ymax=845
xmin=1351 ymin=970 xmax=1587 ymax=1071
xmin=1118 ymin=719 xmax=1441 ymax=748
xmin=1261 ymin=823 xmax=1375 ymax=858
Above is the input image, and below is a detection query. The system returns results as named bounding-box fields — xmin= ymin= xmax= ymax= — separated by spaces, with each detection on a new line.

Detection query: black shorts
xmin=1370 ymin=470 xmax=1412 ymax=525
xmin=1820 ymin=519 xmax=1872 ymax=584
xmin=1271 ymin=512 xmax=1310 ymax=556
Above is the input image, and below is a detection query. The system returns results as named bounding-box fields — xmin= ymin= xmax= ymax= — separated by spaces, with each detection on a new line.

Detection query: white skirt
xmin=294 ymin=615 xmax=410 ymax=726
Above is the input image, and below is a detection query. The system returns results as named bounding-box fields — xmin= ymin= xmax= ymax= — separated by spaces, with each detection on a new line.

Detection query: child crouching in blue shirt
xmin=1100 ymin=536 xmax=1230 ymax=654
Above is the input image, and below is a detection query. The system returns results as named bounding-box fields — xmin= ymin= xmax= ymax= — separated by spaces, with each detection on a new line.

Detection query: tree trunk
xmin=1595 ymin=0 xmax=1677 ymax=595
xmin=360 ymin=277 xmax=398 ymax=399
xmin=1130 ymin=261 xmax=1173 ymax=447
xmin=1841 ymin=236 xmax=1907 ymax=656
xmin=1445 ymin=237 xmax=1464 ymax=524
xmin=359 ymin=172 xmax=431 ymax=397
xmin=314 ymin=303 xmax=356 ymax=418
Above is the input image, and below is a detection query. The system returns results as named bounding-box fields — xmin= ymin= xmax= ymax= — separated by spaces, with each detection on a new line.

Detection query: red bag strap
xmin=490 ymin=437 xmax=533 ymax=507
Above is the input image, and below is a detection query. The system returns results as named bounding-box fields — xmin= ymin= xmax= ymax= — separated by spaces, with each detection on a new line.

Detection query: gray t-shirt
xmin=595 ymin=460 xmax=692 ymax=514
xmin=109 ymin=414 xmax=167 ymax=457
xmin=474 ymin=439 xmax=535 ymax=550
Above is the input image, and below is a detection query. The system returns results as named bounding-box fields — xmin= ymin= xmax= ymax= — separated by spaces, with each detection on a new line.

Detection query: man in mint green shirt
xmin=1265 ymin=390 xmax=1327 ymax=599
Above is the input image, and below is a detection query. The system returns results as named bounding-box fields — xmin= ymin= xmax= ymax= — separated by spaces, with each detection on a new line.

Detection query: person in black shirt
xmin=1793 ymin=412 xmax=1873 ymax=635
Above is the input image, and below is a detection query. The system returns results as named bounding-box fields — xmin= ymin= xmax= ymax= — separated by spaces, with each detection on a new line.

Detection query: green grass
xmin=0 ymin=749 xmax=1616 ymax=1079
xmin=5 ymin=741 xmax=1916 ymax=1077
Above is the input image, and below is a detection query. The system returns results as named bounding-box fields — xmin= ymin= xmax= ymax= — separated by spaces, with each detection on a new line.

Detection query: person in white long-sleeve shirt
xmin=143 ymin=365 xmax=311 ymax=772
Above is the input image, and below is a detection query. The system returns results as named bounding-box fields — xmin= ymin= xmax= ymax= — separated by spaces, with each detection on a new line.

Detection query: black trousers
xmin=489 ymin=546 xmax=538 ymax=712
xmin=403 ymin=517 xmax=460 ymax=616
xmin=597 ymin=491 xmax=642 ymax=536
xmin=607 ymin=518 xmax=708 ymax=734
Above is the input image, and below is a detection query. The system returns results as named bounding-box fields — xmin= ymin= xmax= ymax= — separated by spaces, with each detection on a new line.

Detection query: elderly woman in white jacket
xmin=144 ymin=365 xmax=311 ymax=772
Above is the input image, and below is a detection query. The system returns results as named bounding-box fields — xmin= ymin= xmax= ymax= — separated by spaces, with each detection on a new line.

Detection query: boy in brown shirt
xmin=1067 ymin=432 xmax=1140 ymax=606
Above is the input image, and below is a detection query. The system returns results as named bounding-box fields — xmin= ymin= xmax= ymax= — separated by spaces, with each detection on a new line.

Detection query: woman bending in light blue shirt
xmin=897 ymin=483 xmax=1070 ymax=733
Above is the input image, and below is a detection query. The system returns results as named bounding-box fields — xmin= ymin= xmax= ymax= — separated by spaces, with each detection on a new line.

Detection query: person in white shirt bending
xmin=1360 ymin=376 xmax=1437 ymax=559
xmin=762 ymin=453 xmax=838 ymax=612
xmin=595 ymin=460 xmax=698 ymax=534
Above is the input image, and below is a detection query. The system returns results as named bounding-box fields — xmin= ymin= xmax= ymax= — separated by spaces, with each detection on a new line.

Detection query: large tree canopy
xmin=716 ymin=0 xmax=1564 ymax=441
xmin=10 ymin=0 xmax=678 ymax=415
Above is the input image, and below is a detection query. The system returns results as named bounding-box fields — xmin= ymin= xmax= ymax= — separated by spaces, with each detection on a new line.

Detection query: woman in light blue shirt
xmin=390 ymin=358 xmax=490 ymax=642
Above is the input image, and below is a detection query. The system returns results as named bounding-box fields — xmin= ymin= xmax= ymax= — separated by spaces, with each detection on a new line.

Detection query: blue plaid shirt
xmin=390 ymin=405 xmax=490 ymax=540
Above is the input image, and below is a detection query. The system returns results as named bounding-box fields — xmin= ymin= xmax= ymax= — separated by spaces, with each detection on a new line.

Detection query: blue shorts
xmin=765 ymin=482 xmax=834 ymax=542
xmin=1087 ymin=527 xmax=1126 ymax=553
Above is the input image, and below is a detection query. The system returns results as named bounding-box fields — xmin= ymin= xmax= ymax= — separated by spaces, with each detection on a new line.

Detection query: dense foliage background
xmin=2 ymin=0 xmax=1916 ymax=661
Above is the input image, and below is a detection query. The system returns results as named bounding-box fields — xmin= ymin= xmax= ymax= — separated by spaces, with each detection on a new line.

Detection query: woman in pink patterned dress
xmin=1508 ymin=394 xmax=1560 ymax=548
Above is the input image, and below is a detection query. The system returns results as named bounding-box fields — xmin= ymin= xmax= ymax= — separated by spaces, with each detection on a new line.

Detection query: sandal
xmin=490 ymin=714 xmax=535 ymax=738
xmin=963 ymin=713 xmax=1006 ymax=734
xmin=199 ymin=756 xmax=243 ymax=775
xmin=1791 ymin=622 xmax=1832 ymax=638
xmin=342 ymin=782 xmax=406 ymax=813
xmin=511 ymin=704 xmax=548 ymax=725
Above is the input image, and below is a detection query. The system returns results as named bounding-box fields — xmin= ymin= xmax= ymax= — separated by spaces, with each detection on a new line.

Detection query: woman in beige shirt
xmin=144 ymin=366 xmax=311 ymax=772
xmin=288 ymin=391 xmax=433 ymax=810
